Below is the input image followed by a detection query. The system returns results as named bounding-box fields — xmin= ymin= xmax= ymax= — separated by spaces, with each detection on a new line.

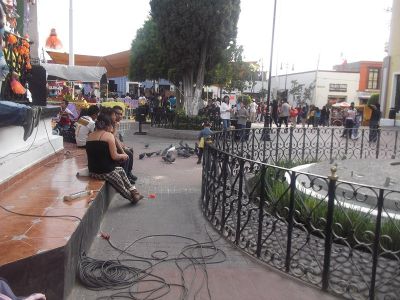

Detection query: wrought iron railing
xmin=201 ymin=127 xmax=400 ymax=300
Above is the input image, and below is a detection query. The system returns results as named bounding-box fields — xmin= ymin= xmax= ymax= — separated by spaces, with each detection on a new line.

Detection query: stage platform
xmin=0 ymin=143 xmax=114 ymax=299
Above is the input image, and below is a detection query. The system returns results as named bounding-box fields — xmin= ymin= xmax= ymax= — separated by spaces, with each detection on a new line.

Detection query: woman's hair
xmin=100 ymin=107 xmax=115 ymax=117
xmin=95 ymin=113 xmax=112 ymax=130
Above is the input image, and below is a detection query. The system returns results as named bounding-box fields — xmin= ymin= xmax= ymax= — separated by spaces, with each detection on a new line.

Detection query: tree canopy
xmin=145 ymin=0 xmax=241 ymax=115
xmin=129 ymin=19 xmax=167 ymax=82
xmin=206 ymin=44 xmax=254 ymax=93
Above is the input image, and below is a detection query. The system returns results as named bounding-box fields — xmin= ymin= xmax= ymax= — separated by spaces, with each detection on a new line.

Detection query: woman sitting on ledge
xmin=86 ymin=113 xmax=144 ymax=203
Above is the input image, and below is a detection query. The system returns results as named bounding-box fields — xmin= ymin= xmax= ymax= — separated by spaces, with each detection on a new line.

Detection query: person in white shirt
xmin=249 ymin=99 xmax=258 ymax=123
xmin=220 ymin=96 xmax=232 ymax=130
xmin=342 ymin=102 xmax=356 ymax=139
xmin=75 ymin=105 xmax=100 ymax=147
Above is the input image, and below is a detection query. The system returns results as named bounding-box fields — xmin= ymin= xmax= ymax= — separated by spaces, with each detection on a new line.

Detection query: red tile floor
xmin=0 ymin=143 xmax=105 ymax=266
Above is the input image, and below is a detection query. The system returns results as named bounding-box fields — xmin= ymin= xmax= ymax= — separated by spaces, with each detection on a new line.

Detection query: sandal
xmin=130 ymin=189 xmax=144 ymax=204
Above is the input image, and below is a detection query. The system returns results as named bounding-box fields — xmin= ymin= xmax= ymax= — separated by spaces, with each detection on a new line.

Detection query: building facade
xmin=381 ymin=0 xmax=400 ymax=126
xmin=270 ymin=70 xmax=360 ymax=108
xmin=334 ymin=61 xmax=383 ymax=104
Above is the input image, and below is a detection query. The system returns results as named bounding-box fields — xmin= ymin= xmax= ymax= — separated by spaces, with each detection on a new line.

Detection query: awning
xmin=46 ymin=50 xmax=130 ymax=78
xmin=358 ymin=92 xmax=372 ymax=99
xmin=42 ymin=63 xmax=107 ymax=82
xmin=332 ymin=102 xmax=351 ymax=108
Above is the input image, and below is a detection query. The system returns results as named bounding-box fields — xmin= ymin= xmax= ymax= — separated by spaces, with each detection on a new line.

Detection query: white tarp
xmin=41 ymin=63 xmax=107 ymax=82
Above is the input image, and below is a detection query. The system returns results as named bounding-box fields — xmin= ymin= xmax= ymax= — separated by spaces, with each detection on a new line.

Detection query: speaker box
xmin=28 ymin=65 xmax=47 ymax=106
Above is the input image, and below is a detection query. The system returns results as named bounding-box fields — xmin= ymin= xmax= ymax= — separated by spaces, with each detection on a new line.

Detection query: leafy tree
xmin=206 ymin=44 xmax=254 ymax=94
xmin=129 ymin=19 xmax=167 ymax=83
xmin=150 ymin=0 xmax=240 ymax=116
xmin=303 ymin=81 xmax=316 ymax=104
xmin=237 ymin=94 xmax=251 ymax=106
xmin=289 ymin=80 xmax=304 ymax=104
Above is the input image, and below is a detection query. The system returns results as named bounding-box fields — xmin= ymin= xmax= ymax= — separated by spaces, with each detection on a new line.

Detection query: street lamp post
xmin=262 ymin=0 xmax=278 ymax=141
xmin=69 ymin=0 xmax=74 ymax=66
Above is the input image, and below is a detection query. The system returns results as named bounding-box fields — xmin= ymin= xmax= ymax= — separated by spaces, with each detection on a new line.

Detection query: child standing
xmin=197 ymin=122 xmax=213 ymax=164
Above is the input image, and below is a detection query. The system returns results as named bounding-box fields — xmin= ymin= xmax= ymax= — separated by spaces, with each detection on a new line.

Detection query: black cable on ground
xmin=0 ymin=189 xmax=226 ymax=299
xmin=0 ymin=203 xmax=82 ymax=222
xmin=78 ymin=230 xmax=226 ymax=300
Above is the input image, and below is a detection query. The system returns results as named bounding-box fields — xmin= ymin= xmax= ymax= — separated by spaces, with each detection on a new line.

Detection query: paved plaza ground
xmin=68 ymin=132 xmax=339 ymax=300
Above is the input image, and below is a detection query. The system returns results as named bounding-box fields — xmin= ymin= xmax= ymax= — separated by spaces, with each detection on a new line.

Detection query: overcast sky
xmin=38 ymin=0 xmax=392 ymax=75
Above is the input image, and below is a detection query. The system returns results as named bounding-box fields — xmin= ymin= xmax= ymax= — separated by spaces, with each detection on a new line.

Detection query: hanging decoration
xmin=0 ymin=1 xmax=34 ymax=101
xmin=45 ymin=28 xmax=63 ymax=50
xmin=2 ymin=0 xmax=19 ymax=33
xmin=10 ymin=71 xmax=25 ymax=94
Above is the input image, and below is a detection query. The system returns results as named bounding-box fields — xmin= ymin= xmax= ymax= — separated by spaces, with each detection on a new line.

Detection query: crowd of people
xmin=198 ymin=96 xmax=381 ymax=143
xmin=56 ymin=100 xmax=144 ymax=204
xmin=199 ymin=96 xmax=333 ymax=131
xmin=54 ymin=95 xmax=383 ymax=196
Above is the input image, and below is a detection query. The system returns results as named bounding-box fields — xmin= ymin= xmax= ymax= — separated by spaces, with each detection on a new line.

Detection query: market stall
xmin=330 ymin=102 xmax=368 ymax=126
xmin=42 ymin=63 xmax=107 ymax=103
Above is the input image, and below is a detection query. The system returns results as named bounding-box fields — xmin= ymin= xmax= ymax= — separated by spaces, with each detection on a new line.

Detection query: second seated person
xmin=86 ymin=113 xmax=144 ymax=204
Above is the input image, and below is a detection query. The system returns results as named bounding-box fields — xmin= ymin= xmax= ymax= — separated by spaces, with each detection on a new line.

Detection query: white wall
xmin=0 ymin=118 xmax=63 ymax=184
xmin=271 ymin=72 xmax=317 ymax=105
xmin=315 ymin=71 xmax=360 ymax=108
xmin=269 ymin=71 xmax=359 ymax=108
xmin=207 ymin=70 xmax=359 ymax=108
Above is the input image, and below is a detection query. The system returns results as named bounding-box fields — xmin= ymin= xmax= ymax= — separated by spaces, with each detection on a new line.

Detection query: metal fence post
xmin=204 ymin=147 xmax=214 ymax=210
xmin=256 ymin=165 xmax=266 ymax=258
xmin=263 ymin=128 xmax=267 ymax=162
xmin=393 ymin=130 xmax=398 ymax=159
xmin=285 ymin=170 xmax=296 ymax=272
xmin=322 ymin=166 xmax=338 ymax=291
xmin=369 ymin=189 xmax=385 ymax=299
xmin=275 ymin=129 xmax=280 ymax=163
xmin=201 ymin=144 xmax=211 ymax=204
xmin=315 ymin=128 xmax=320 ymax=161
xmin=288 ymin=127 xmax=293 ymax=162
xmin=220 ymin=153 xmax=229 ymax=231
xmin=376 ymin=129 xmax=381 ymax=159
xmin=222 ymin=130 xmax=226 ymax=151
xmin=329 ymin=128 xmax=334 ymax=161
xmin=251 ymin=128 xmax=255 ymax=159
xmin=360 ymin=128 xmax=365 ymax=159
xmin=240 ymin=130 xmax=245 ymax=158
xmin=235 ymin=159 xmax=245 ymax=244
xmin=302 ymin=127 xmax=306 ymax=162
xmin=344 ymin=133 xmax=349 ymax=159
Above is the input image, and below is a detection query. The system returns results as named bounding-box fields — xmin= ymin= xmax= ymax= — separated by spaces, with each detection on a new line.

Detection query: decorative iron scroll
xmin=202 ymin=127 xmax=400 ymax=300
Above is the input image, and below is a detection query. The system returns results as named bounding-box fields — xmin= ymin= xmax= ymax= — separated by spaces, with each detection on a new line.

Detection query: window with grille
xmin=368 ymin=68 xmax=380 ymax=90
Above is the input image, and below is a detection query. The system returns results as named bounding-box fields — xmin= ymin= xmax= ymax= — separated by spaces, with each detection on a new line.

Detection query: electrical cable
xmin=42 ymin=118 xmax=58 ymax=155
xmin=78 ymin=227 xmax=226 ymax=300
xmin=0 ymin=203 xmax=82 ymax=222
xmin=0 ymin=188 xmax=226 ymax=299
xmin=0 ymin=121 xmax=40 ymax=161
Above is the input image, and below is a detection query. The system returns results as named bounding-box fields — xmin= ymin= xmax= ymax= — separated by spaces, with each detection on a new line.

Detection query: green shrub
xmin=247 ymin=160 xmax=400 ymax=252
xmin=368 ymin=93 xmax=380 ymax=105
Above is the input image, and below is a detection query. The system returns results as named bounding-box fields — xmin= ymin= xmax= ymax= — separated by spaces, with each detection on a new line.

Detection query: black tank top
xmin=86 ymin=140 xmax=117 ymax=174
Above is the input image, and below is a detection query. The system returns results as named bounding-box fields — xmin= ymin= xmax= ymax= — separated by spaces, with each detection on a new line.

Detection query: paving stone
xmin=68 ymin=132 xmax=339 ymax=300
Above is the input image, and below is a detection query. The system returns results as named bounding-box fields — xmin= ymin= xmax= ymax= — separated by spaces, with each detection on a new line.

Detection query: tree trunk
xmin=182 ymin=70 xmax=194 ymax=115
xmin=191 ymin=43 xmax=208 ymax=116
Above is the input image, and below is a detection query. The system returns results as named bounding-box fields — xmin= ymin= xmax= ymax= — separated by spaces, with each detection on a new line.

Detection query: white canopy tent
xmin=41 ymin=63 xmax=107 ymax=82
